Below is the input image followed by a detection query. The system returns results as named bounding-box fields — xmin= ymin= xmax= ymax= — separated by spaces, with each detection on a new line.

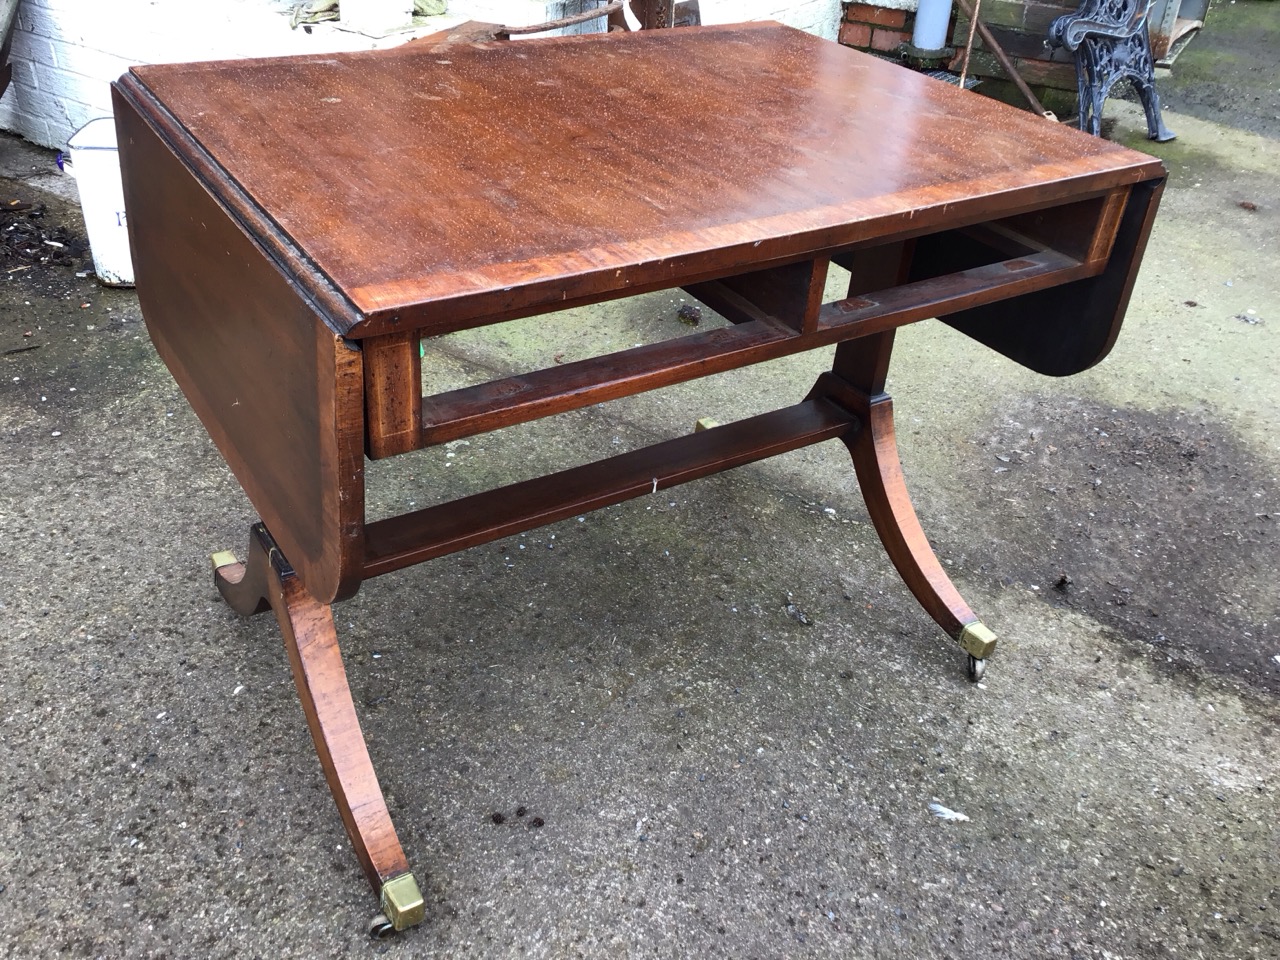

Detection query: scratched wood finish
xmin=122 ymin=24 xmax=1163 ymax=340
xmin=112 ymin=85 xmax=366 ymax=604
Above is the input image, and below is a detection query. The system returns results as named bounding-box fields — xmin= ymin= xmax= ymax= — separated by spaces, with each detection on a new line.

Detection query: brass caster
xmin=967 ymin=655 xmax=986 ymax=682
xmin=368 ymin=913 xmax=395 ymax=940
xmin=379 ymin=872 xmax=426 ymax=932
xmin=958 ymin=621 xmax=997 ymax=660
xmin=209 ymin=550 xmax=239 ymax=573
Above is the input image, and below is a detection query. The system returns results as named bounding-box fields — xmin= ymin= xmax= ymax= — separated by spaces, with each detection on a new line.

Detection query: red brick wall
xmin=839 ymin=2 xmax=912 ymax=55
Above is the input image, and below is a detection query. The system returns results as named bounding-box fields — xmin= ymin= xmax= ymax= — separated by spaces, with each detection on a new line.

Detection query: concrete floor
xmin=1 ymin=12 xmax=1277 ymax=960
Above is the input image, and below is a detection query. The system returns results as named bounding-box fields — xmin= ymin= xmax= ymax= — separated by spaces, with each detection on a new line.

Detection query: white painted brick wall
xmin=700 ymin=0 xmax=841 ymax=40
xmin=0 ymin=0 xmax=841 ymax=149
xmin=0 ymin=0 xmax=451 ymax=147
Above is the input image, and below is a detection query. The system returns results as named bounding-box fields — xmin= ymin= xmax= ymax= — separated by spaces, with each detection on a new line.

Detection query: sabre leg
xmin=213 ymin=523 xmax=426 ymax=933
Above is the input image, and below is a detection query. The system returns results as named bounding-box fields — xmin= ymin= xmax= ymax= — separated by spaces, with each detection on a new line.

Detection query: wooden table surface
xmin=127 ymin=22 xmax=1162 ymax=338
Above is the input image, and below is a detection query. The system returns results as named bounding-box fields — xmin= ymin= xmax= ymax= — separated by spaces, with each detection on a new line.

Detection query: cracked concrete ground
xmin=1 ymin=11 xmax=1277 ymax=960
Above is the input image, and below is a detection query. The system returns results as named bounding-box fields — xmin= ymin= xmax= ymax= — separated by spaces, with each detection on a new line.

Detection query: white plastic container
xmin=66 ymin=117 xmax=134 ymax=287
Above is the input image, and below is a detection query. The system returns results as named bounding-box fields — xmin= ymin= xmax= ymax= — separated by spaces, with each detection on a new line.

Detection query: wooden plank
xmin=1022 ymin=1 xmax=1079 ymax=34
xmin=1085 ymin=188 xmax=1130 ymax=267
xmin=113 ymin=83 xmax=365 ymax=604
xmin=365 ymin=398 xmax=858 ymax=578
xmin=413 ymin=246 xmax=1089 ymax=449
xmin=419 ymin=318 xmax=793 ymax=448
xmin=124 ymin=25 xmax=1163 ymax=339
xmin=968 ymin=0 xmax=1033 ymax=29
xmin=956 ymin=49 xmax=1079 ymax=90
xmin=680 ymin=278 xmax=775 ymax=326
xmin=816 ymin=248 xmax=1085 ymax=332
xmin=983 ymin=189 xmax=1127 ymax=264
xmin=953 ymin=19 xmax=1079 ymax=62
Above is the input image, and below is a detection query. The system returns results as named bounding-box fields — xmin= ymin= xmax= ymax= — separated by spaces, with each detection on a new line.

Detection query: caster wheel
xmin=368 ymin=912 xmax=395 ymax=940
xmin=967 ymin=656 xmax=986 ymax=682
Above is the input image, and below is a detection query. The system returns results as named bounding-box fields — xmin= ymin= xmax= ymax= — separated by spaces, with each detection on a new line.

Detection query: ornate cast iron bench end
xmin=1049 ymin=0 xmax=1176 ymax=142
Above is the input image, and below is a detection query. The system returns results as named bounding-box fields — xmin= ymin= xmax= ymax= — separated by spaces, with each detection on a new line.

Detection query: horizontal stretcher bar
xmin=363 ymin=396 xmax=859 ymax=579
xmin=418 ymin=248 xmax=1086 ymax=448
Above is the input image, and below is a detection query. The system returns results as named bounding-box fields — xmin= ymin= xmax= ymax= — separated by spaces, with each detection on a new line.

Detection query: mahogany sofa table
xmin=112 ymin=23 xmax=1164 ymax=935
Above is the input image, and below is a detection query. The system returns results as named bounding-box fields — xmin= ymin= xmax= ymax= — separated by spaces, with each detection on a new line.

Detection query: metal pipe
xmin=958 ymin=0 xmax=983 ymax=87
xmin=912 ymin=0 xmax=954 ymax=52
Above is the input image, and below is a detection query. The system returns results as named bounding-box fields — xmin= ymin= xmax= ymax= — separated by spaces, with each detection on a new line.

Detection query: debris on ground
xmin=676 ymin=303 xmax=702 ymax=326
xmin=2 ymin=199 xmax=89 ymax=269
xmin=783 ymin=592 xmax=812 ymax=626
xmin=928 ymin=802 xmax=971 ymax=823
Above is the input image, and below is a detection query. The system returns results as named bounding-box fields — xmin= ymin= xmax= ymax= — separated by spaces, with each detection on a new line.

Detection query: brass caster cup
xmin=958 ymin=621 xmax=997 ymax=660
xmin=380 ymin=872 xmax=425 ymax=932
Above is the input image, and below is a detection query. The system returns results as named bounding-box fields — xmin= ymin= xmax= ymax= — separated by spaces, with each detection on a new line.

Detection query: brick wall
xmin=702 ymin=0 xmax=842 ymax=40
xmin=838 ymin=0 xmax=1079 ymax=111
xmin=946 ymin=0 xmax=1077 ymax=93
xmin=839 ymin=2 xmax=914 ymax=55
xmin=0 ymin=0 xmax=438 ymax=149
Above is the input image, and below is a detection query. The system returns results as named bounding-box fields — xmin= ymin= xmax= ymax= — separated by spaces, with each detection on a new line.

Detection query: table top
xmin=124 ymin=23 xmax=1164 ymax=337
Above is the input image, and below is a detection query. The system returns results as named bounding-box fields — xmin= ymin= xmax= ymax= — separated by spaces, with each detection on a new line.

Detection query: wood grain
xmin=113 ymin=85 xmax=366 ymax=604
xmin=123 ymin=24 xmax=1164 ymax=339
xmin=818 ymin=365 xmax=978 ymax=639
xmin=414 ymin=246 xmax=1088 ymax=449
xmin=363 ymin=332 xmax=423 ymax=458
xmin=214 ymin=524 xmax=412 ymax=894
xmin=366 ymin=398 xmax=857 ymax=578
xmin=704 ymin=258 xmax=830 ymax=334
